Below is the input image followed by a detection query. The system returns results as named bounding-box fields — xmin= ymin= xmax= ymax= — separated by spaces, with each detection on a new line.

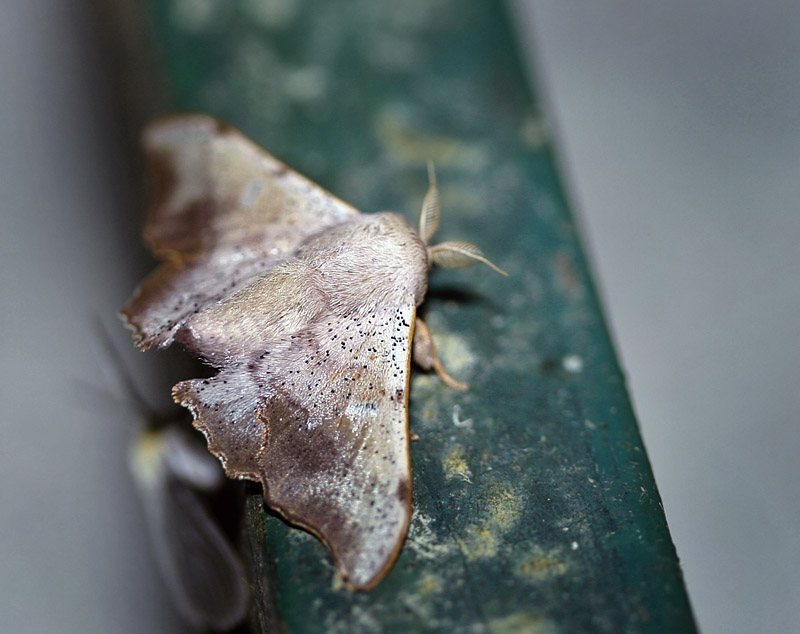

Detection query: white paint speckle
xmin=451 ymin=404 xmax=473 ymax=428
xmin=284 ymin=66 xmax=328 ymax=102
xmin=562 ymin=354 xmax=583 ymax=373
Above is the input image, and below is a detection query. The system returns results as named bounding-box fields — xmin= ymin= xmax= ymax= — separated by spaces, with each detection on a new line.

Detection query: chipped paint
xmin=562 ymin=354 xmax=583 ymax=373
xmin=405 ymin=510 xmax=458 ymax=561
xmin=516 ymin=546 xmax=570 ymax=583
xmin=485 ymin=483 xmax=522 ymax=528
xmin=397 ymin=589 xmax=436 ymax=626
xmin=451 ymin=404 xmax=473 ymax=428
xmin=458 ymin=523 xmax=500 ymax=560
xmin=416 ymin=571 xmax=443 ymax=596
xmin=375 ymin=106 xmax=491 ymax=169
xmin=457 ymin=483 xmax=522 ymax=561
xmin=442 ymin=446 xmax=472 ymax=482
xmin=487 ymin=612 xmax=559 ymax=634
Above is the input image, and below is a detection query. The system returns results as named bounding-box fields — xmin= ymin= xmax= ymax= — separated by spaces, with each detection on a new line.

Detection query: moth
xmin=130 ymin=424 xmax=249 ymax=631
xmin=122 ymin=114 xmax=504 ymax=590
xmin=95 ymin=321 xmax=248 ymax=630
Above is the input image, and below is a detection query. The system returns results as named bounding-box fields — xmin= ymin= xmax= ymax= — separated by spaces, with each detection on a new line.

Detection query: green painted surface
xmin=123 ymin=1 xmax=696 ymax=632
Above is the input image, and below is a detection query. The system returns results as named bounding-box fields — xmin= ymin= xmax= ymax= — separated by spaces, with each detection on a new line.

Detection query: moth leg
xmin=412 ymin=318 xmax=468 ymax=391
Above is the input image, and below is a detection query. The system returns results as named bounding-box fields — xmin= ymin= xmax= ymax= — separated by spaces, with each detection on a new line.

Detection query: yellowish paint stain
xmin=456 ymin=482 xmax=523 ymax=561
xmin=416 ymin=572 xmax=443 ymax=596
xmin=516 ymin=547 xmax=570 ymax=583
xmin=487 ymin=612 xmax=558 ymax=634
xmin=443 ymin=447 xmax=472 ymax=482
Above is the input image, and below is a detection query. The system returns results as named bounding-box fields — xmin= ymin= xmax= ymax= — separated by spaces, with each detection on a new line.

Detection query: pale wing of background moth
xmin=97 ymin=322 xmax=249 ymax=632
xmin=129 ymin=424 xmax=249 ymax=632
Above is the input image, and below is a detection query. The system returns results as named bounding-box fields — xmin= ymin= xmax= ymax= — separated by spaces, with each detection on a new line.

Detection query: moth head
xmin=417 ymin=162 xmax=507 ymax=276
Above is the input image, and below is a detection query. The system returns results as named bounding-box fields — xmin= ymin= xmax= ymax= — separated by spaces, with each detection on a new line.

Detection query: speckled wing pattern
xmin=173 ymin=300 xmax=415 ymax=590
xmin=123 ymin=114 xmax=359 ymax=350
xmin=122 ymin=115 xmax=424 ymax=590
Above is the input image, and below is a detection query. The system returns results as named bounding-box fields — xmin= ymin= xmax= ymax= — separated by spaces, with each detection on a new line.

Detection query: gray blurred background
xmin=1 ymin=1 xmax=798 ymax=632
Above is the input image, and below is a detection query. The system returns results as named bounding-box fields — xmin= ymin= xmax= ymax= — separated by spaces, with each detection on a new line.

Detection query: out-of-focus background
xmin=510 ymin=3 xmax=800 ymax=632
xmin=1 ymin=2 xmax=797 ymax=632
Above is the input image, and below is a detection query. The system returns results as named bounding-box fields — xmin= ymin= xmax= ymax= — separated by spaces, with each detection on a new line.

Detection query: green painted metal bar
xmin=110 ymin=1 xmax=696 ymax=632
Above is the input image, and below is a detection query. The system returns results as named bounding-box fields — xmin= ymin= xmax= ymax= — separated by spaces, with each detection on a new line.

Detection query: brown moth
xmin=122 ymin=114 xmax=504 ymax=590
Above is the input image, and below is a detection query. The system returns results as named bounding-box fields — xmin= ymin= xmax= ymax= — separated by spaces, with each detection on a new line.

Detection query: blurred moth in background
xmin=129 ymin=423 xmax=249 ymax=632
xmin=99 ymin=325 xmax=249 ymax=632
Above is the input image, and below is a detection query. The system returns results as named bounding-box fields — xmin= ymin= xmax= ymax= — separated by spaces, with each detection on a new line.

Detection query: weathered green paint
xmin=124 ymin=0 xmax=696 ymax=631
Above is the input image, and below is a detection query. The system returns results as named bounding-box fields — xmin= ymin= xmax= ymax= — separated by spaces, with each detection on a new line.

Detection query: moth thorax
xmin=307 ymin=213 xmax=429 ymax=306
xmin=361 ymin=212 xmax=428 ymax=304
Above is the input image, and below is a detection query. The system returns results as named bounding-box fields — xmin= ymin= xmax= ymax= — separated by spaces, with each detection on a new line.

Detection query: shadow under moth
xmin=122 ymin=114 xmax=504 ymax=590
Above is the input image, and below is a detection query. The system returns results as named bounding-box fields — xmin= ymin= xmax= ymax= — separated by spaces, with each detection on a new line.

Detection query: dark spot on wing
xmin=397 ymin=479 xmax=410 ymax=503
